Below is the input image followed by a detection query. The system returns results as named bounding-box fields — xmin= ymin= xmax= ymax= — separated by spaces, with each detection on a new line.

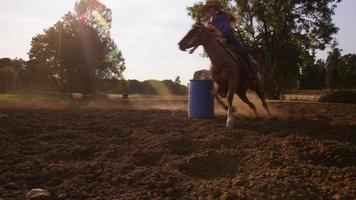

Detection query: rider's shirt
xmin=208 ymin=12 xmax=236 ymax=45
xmin=208 ymin=12 xmax=252 ymax=70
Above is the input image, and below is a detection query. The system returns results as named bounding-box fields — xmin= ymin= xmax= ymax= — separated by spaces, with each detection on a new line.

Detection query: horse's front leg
xmin=226 ymin=80 xmax=239 ymax=128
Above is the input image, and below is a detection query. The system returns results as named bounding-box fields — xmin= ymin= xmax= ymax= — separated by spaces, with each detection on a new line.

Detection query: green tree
xmin=28 ymin=0 xmax=125 ymax=94
xmin=325 ymin=47 xmax=341 ymax=89
xmin=338 ymin=54 xmax=356 ymax=88
xmin=0 ymin=58 xmax=28 ymax=91
xmin=300 ymin=59 xmax=325 ymax=89
xmin=187 ymin=0 xmax=341 ymax=98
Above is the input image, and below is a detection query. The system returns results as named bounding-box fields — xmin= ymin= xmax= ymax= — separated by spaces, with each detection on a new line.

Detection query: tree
xmin=187 ymin=0 xmax=342 ymax=98
xmin=0 ymin=58 xmax=28 ymax=92
xmin=28 ymin=0 xmax=125 ymax=94
xmin=325 ymin=47 xmax=341 ymax=89
xmin=338 ymin=54 xmax=356 ymax=88
xmin=0 ymin=58 xmax=12 ymax=68
xmin=300 ymin=59 xmax=325 ymax=89
xmin=126 ymin=79 xmax=187 ymax=95
xmin=324 ymin=49 xmax=356 ymax=89
xmin=0 ymin=66 xmax=17 ymax=92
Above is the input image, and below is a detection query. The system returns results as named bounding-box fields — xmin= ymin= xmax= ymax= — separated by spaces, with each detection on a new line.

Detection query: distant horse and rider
xmin=178 ymin=0 xmax=271 ymax=127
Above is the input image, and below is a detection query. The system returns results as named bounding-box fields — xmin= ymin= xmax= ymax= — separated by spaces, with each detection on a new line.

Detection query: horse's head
xmin=178 ymin=23 xmax=208 ymax=54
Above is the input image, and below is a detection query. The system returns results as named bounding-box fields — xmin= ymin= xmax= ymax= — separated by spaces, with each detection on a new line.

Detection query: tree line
xmin=301 ymin=48 xmax=356 ymax=90
xmin=0 ymin=56 xmax=186 ymax=95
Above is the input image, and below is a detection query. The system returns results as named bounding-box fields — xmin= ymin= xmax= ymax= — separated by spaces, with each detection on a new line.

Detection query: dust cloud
xmin=0 ymin=94 xmax=282 ymax=119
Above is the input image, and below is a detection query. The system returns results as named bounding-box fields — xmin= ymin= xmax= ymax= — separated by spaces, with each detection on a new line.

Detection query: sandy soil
xmin=0 ymin=99 xmax=355 ymax=200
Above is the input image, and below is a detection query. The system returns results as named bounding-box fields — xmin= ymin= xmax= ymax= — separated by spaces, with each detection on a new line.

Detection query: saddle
xmin=214 ymin=39 xmax=259 ymax=98
xmin=217 ymin=40 xmax=253 ymax=72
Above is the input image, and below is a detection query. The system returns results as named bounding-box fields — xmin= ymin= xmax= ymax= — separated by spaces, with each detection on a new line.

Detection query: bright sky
xmin=0 ymin=0 xmax=355 ymax=85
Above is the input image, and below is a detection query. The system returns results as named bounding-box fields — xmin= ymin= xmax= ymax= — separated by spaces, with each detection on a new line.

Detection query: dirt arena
xmin=0 ymin=97 xmax=355 ymax=199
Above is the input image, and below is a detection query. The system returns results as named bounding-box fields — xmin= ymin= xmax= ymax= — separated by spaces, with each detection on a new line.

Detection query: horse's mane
xmin=200 ymin=25 xmax=248 ymax=69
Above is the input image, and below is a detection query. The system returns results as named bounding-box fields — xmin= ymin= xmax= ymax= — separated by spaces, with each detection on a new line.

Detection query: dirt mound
xmin=300 ymin=142 xmax=356 ymax=167
xmin=178 ymin=151 xmax=239 ymax=180
xmin=0 ymin=102 xmax=355 ymax=199
xmin=163 ymin=137 xmax=202 ymax=155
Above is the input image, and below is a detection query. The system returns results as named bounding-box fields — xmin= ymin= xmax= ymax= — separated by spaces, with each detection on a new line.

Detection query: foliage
xmin=325 ymin=48 xmax=341 ymax=89
xmin=300 ymin=59 xmax=325 ymax=89
xmin=324 ymin=48 xmax=356 ymax=89
xmin=0 ymin=66 xmax=17 ymax=92
xmin=28 ymin=0 xmax=125 ymax=94
xmin=96 ymin=78 xmax=126 ymax=93
xmin=0 ymin=58 xmax=12 ymax=68
xmin=187 ymin=0 xmax=342 ymax=98
xmin=127 ymin=79 xmax=187 ymax=95
xmin=0 ymin=58 xmax=27 ymax=91
xmin=337 ymin=54 xmax=356 ymax=88
xmin=0 ymin=57 xmax=26 ymax=72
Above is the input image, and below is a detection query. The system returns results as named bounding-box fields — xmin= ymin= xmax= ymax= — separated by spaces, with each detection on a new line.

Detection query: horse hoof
xmin=226 ymin=121 xmax=235 ymax=128
xmin=226 ymin=117 xmax=236 ymax=128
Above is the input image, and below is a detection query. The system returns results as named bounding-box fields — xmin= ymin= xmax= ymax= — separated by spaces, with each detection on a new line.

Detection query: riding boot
xmin=226 ymin=39 xmax=258 ymax=80
xmin=231 ymin=47 xmax=257 ymax=79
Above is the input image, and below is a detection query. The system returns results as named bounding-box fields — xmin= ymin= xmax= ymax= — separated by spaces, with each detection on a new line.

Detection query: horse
xmin=178 ymin=23 xmax=271 ymax=127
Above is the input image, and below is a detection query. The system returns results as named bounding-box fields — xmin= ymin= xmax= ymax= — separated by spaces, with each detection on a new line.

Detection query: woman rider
xmin=203 ymin=0 xmax=256 ymax=75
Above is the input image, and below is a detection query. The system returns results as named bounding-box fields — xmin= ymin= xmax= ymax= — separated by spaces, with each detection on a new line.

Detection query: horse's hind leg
xmin=251 ymin=85 xmax=271 ymax=116
xmin=237 ymin=90 xmax=257 ymax=116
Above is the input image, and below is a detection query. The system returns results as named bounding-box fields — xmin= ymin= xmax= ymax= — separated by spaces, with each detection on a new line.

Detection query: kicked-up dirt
xmin=0 ymin=100 xmax=355 ymax=199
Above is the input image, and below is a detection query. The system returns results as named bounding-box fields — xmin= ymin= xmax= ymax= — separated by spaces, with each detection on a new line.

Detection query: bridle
xmin=187 ymin=23 xmax=206 ymax=54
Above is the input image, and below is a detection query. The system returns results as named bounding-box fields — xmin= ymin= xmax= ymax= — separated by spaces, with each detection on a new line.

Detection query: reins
xmin=198 ymin=25 xmax=250 ymax=72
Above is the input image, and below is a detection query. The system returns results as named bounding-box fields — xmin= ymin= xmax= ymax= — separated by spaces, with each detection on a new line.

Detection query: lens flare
xmin=77 ymin=1 xmax=108 ymax=28
xmin=92 ymin=10 xmax=108 ymax=27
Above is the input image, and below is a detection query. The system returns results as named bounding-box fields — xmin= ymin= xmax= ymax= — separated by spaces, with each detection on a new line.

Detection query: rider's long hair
xmin=204 ymin=1 xmax=241 ymax=27
xmin=209 ymin=2 xmax=240 ymax=27
xmin=216 ymin=7 xmax=241 ymax=27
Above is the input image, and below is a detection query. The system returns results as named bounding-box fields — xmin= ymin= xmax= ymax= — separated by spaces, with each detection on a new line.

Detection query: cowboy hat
xmin=204 ymin=0 xmax=223 ymax=10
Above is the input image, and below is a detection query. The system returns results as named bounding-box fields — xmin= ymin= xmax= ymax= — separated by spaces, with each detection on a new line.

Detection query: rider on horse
xmin=203 ymin=0 xmax=257 ymax=78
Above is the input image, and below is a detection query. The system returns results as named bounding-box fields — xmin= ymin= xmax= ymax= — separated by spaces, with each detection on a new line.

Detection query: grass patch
xmin=0 ymin=93 xmax=69 ymax=102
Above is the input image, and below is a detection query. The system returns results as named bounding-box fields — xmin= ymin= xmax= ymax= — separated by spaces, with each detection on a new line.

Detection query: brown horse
xmin=178 ymin=23 xmax=271 ymax=127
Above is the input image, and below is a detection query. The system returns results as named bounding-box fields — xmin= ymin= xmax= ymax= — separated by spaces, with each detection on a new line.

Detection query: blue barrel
xmin=188 ymin=80 xmax=214 ymax=118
